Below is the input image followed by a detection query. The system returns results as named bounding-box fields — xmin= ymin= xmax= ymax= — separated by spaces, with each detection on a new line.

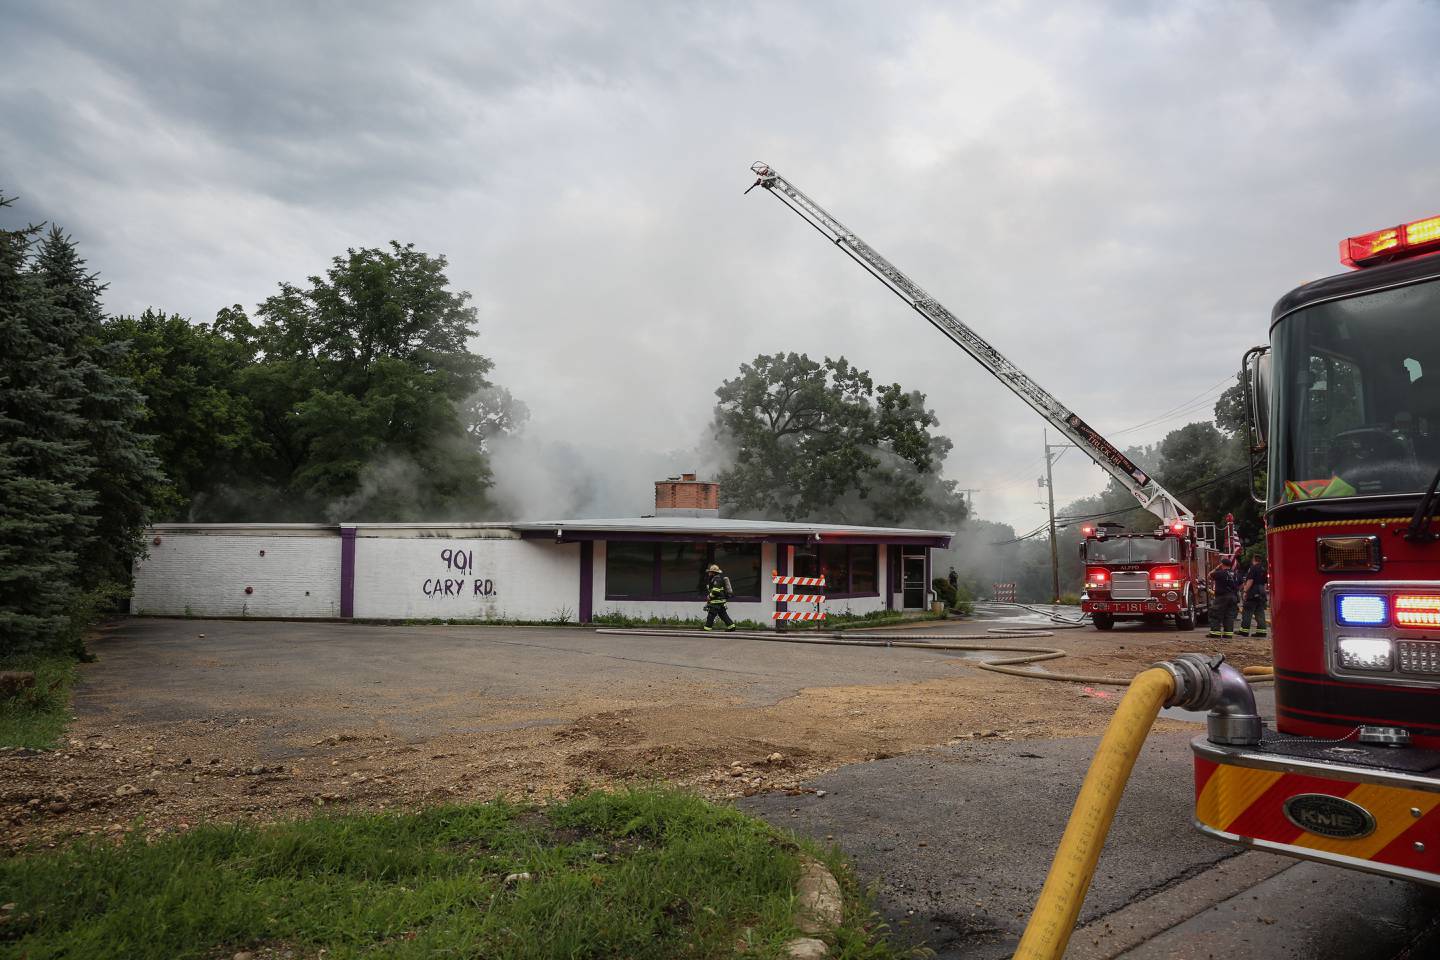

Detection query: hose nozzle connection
xmin=1154 ymin=653 xmax=1263 ymax=746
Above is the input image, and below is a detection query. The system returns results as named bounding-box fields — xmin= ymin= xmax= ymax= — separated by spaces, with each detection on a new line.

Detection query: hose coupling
xmin=1153 ymin=653 xmax=1263 ymax=746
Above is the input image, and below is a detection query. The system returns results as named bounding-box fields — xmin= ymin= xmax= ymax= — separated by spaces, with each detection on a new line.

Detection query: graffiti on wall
xmin=421 ymin=547 xmax=498 ymax=599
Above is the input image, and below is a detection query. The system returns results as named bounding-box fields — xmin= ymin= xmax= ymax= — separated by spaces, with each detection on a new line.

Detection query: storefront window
xmin=605 ymin=542 xmax=655 ymax=598
xmin=850 ymin=545 xmax=878 ymax=594
xmin=605 ymin=540 xmax=765 ymax=601
xmin=659 ymin=542 xmax=709 ymax=599
xmin=819 ymin=544 xmax=849 ymax=594
xmin=792 ymin=543 xmax=881 ymax=596
xmin=714 ymin=542 xmax=762 ymax=599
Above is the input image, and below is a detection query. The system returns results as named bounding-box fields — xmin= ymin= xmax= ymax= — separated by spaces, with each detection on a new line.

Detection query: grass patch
xmin=0 ymin=787 xmax=911 ymax=959
xmin=0 ymin=653 xmax=78 ymax=749
xmin=589 ymin=612 xmax=769 ymax=631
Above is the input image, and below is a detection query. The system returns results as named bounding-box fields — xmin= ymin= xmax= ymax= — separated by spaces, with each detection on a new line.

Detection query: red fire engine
xmin=1190 ymin=213 xmax=1440 ymax=886
xmin=1079 ymin=520 xmax=1223 ymax=630
xmin=747 ymin=165 xmax=1439 ymax=885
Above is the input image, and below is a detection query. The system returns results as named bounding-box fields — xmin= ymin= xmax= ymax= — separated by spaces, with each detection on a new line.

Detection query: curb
xmin=784 ymin=856 xmax=843 ymax=958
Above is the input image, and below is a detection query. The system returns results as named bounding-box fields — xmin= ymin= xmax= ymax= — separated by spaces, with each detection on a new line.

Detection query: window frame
xmin=603 ymin=540 xmax=764 ymax=602
xmin=793 ymin=543 xmax=881 ymax=599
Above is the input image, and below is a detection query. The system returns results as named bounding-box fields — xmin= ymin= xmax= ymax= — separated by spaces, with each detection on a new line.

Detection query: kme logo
xmin=1283 ymin=793 xmax=1376 ymax=839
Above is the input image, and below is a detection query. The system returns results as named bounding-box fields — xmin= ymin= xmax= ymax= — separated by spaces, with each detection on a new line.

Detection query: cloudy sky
xmin=5 ymin=0 xmax=1439 ymax=527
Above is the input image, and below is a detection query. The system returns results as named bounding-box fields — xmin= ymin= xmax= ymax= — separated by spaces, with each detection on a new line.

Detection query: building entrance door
xmin=902 ymin=553 xmax=926 ymax=609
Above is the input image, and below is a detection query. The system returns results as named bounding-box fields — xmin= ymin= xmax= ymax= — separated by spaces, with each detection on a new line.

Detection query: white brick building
xmin=131 ymin=477 xmax=952 ymax=625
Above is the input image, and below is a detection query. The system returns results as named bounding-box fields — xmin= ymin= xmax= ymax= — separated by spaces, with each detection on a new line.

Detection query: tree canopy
xmin=104 ymin=243 xmax=519 ymax=522
xmin=710 ymin=352 xmax=969 ymax=528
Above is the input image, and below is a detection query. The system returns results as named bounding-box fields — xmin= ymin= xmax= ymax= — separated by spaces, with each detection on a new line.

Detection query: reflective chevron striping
xmin=1195 ymin=756 xmax=1440 ymax=876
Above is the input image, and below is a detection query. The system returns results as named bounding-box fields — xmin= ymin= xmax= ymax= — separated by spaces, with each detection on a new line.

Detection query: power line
xmin=987 ymin=463 xmax=1252 ymax=544
xmin=1103 ymin=374 xmax=1236 ymax=438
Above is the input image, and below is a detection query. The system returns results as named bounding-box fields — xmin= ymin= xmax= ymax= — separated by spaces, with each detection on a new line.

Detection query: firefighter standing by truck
xmin=702 ymin=564 xmax=737 ymax=632
xmin=1237 ymin=556 xmax=1268 ymax=638
xmin=1206 ymin=556 xmax=1239 ymax=639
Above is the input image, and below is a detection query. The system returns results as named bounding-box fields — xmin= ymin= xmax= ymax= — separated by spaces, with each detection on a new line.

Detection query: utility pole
xmin=1042 ymin=431 xmax=1060 ymax=603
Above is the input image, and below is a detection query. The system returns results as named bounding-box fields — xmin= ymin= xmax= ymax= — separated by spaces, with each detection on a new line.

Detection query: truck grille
xmin=1110 ymin=571 xmax=1150 ymax=600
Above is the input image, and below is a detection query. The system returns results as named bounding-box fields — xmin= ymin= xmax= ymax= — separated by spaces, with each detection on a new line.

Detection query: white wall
xmin=132 ymin=529 xmax=341 ymax=618
xmin=351 ymin=530 xmax=579 ymax=621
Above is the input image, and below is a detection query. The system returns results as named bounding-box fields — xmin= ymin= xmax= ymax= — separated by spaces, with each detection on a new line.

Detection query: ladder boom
xmin=745 ymin=161 xmax=1193 ymax=524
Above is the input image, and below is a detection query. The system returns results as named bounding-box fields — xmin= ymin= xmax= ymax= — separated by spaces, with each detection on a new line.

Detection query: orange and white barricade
xmin=773 ymin=573 xmax=825 ymax=621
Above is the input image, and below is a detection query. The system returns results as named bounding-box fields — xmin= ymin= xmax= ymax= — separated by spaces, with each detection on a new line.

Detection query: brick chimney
xmin=655 ymin=473 xmax=719 ymax=518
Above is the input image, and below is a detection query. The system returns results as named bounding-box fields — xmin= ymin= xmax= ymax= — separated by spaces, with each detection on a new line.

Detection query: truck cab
xmin=1193 ymin=215 xmax=1440 ymax=887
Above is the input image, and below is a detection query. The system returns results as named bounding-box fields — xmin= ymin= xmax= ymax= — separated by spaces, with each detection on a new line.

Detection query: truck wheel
xmin=1175 ymin=589 xmax=1196 ymax=630
xmin=1093 ymin=613 xmax=1115 ymax=631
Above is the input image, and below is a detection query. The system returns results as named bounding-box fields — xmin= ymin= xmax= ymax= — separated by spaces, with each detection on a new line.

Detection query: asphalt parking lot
xmin=9 ymin=615 xmax=1437 ymax=957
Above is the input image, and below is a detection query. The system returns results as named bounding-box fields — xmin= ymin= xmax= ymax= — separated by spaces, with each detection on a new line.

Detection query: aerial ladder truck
xmin=744 ymin=162 xmax=1221 ymax=629
xmin=749 ymin=166 xmax=1440 ymax=921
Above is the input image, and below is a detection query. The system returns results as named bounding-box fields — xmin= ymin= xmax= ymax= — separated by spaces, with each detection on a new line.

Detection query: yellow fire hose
xmin=1012 ymin=667 xmax=1178 ymax=960
xmin=597 ymin=628 xmax=1269 ymax=958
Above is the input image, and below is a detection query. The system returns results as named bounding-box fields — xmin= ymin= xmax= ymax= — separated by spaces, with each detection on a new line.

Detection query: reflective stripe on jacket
xmin=706 ymin=576 xmax=732 ymax=606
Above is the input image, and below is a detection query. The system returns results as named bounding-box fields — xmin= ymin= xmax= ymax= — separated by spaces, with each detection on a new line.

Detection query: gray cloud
xmin=4 ymin=0 xmax=1438 ymax=529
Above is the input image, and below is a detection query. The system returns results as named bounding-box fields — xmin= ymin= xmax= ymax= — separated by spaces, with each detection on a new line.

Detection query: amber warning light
xmin=1341 ymin=214 xmax=1440 ymax=268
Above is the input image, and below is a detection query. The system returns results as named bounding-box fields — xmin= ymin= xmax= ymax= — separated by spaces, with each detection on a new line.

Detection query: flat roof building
xmin=132 ymin=476 xmax=953 ymax=626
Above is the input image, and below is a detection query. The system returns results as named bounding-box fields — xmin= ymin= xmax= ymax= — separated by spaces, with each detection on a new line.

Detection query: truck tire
xmin=1093 ymin=613 xmax=1115 ymax=631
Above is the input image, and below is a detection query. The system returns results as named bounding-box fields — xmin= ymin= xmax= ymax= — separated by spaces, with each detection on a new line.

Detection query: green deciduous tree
xmin=711 ymin=352 xmax=968 ymax=528
xmin=99 ymin=308 xmax=262 ymax=519
xmin=112 ymin=243 xmax=507 ymax=522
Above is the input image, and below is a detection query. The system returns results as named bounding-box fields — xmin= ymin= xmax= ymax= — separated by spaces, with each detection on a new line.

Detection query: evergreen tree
xmin=0 ymin=197 xmax=94 ymax=653
xmin=34 ymin=226 xmax=161 ymax=588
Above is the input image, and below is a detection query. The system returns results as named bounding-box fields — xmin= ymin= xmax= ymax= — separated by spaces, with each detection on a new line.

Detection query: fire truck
xmin=746 ymin=165 xmax=1440 ymax=888
xmin=1078 ymin=520 xmax=1223 ymax=631
xmin=1188 ymin=214 xmax=1440 ymax=886
xmin=743 ymin=162 xmax=1220 ymax=627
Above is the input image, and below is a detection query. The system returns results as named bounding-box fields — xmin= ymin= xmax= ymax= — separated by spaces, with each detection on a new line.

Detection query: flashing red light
xmin=1341 ymin=215 xmax=1440 ymax=269
xmin=1081 ymin=525 xmax=1096 ymax=537
xmin=1170 ymin=521 xmax=1186 ymax=535
xmin=1085 ymin=568 xmax=1108 ymax=589
xmin=1394 ymin=594 xmax=1440 ymax=628
xmin=1149 ymin=567 xmax=1182 ymax=583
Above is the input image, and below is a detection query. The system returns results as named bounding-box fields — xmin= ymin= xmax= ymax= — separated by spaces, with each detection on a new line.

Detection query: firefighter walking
xmin=702 ymin=563 xmax=737 ymax=632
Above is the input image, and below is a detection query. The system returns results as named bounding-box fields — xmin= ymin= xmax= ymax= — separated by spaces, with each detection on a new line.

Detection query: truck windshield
xmin=1083 ymin=539 xmax=1132 ymax=563
xmin=1271 ymin=277 xmax=1440 ymax=504
xmin=1130 ymin=538 xmax=1179 ymax=563
xmin=1083 ymin=538 xmax=1178 ymax=564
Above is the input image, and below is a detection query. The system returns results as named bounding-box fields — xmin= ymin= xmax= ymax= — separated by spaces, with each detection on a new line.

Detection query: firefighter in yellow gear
xmin=702 ymin=563 xmax=737 ymax=632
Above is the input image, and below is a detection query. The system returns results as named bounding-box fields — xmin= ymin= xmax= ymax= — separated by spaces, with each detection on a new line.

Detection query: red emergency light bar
xmin=1340 ymin=214 xmax=1440 ymax=269
xmin=1394 ymin=594 xmax=1440 ymax=628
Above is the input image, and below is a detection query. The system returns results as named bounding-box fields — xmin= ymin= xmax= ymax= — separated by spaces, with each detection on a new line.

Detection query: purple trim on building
xmin=775 ymin=544 xmax=788 ymax=619
xmin=340 ymin=526 xmax=357 ymax=618
xmin=579 ymin=541 xmax=593 ymax=623
xmin=885 ymin=546 xmax=895 ymax=611
xmin=924 ymin=548 xmax=932 ymax=612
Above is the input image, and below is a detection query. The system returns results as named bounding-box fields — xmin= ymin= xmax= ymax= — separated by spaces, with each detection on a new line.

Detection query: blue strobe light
xmin=1336 ymin=594 xmax=1389 ymax=627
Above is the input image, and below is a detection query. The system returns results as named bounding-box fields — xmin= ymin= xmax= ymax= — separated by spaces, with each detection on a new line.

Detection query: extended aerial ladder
xmin=744 ymin=161 xmax=1193 ymax=525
